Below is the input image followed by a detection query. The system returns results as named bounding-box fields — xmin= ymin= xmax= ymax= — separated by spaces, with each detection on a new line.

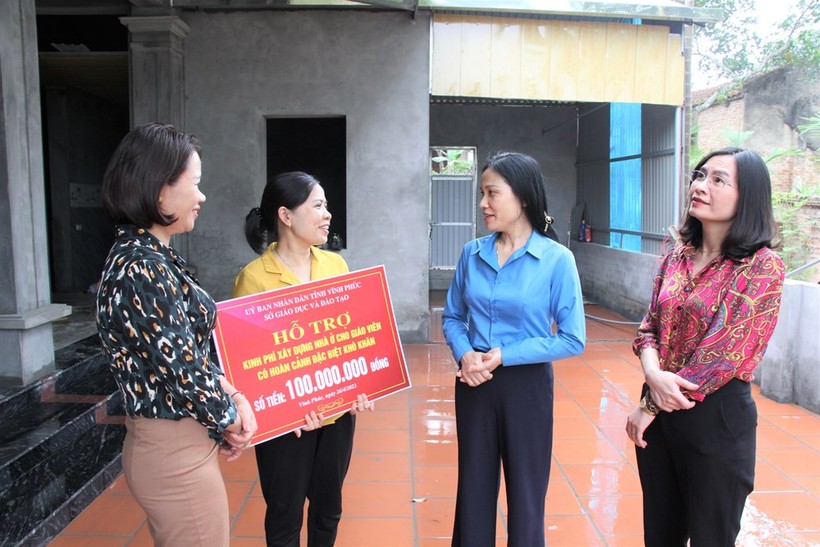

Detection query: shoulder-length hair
xmin=102 ymin=123 xmax=201 ymax=228
xmin=483 ymin=151 xmax=558 ymax=242
xmin=244 ymin=171 xmax=321 ymax=255
xmin=679 ymin=147 xmax=777 ymax=259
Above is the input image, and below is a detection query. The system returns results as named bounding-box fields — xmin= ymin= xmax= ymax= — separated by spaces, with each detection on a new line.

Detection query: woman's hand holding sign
xmin=294 ymin=410 xmax=325 ymax=438
xmin=349 ymin=393 xmax=375 ymax=415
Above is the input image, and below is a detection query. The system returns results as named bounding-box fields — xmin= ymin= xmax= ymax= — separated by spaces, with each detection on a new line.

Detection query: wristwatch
xmin=639 ymin=393 xmax=659 ymax=416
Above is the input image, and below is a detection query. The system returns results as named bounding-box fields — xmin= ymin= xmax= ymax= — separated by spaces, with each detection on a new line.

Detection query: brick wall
xmin=695 ymin=98 xmax=745 ymax=155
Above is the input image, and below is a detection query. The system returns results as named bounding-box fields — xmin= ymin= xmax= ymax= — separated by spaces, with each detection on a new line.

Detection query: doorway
xmin=38 ymin=14 xmax=130 ymax=295
xmin=429 ymin=147 xmax=476 ymax=289
xmin=266 ymin=117 xmax=347 ymax=249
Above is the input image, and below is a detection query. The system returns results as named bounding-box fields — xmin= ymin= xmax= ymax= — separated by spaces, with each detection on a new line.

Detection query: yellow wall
xmin=431 ymin=14 xmax=684 ymax=106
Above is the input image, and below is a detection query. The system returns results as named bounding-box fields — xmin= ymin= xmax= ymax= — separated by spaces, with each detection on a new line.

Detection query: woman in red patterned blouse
xmin=625 ymin=148 xmax=785 ymax=546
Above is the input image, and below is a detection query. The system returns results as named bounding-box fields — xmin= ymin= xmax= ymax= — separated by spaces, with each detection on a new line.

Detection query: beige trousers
xmin=123 ymin=416 xmax=229 ymax=546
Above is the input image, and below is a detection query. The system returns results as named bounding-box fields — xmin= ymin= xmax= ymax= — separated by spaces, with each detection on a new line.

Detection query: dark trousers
xmin=255 ymin=412 xmax=356 ymax=547
xmin=636 ymin=379 xmax=756 ymax=547
xmin=451 ymin=363 xmax=554 ymax=547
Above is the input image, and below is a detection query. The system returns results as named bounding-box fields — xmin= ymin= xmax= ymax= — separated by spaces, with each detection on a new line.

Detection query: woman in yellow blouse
xmin=232 ymin=171 xmax=373 ymax=546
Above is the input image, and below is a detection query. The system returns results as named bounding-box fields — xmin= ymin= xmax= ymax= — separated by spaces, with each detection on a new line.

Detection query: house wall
xmin=757 ymin=280 xmax=820 ymax=414
xmin=695 ymin=98 xmax=745 ymax=158
xmin=571 ymin=243 xmax=658 ymax=321
xmin=181 ymin=10 xmax=432 ymax=341
xmin=429 ymin=103 xmax=579 ymax=239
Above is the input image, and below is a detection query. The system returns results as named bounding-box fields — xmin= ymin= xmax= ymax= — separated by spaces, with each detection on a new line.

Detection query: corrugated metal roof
xmin=419 ymin=0 xmax=720 ymax=24
xmin=103 ymin=0 xmax=721 ymax=24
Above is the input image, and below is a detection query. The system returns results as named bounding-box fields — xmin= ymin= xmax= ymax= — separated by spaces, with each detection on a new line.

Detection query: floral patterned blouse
xmin=633 ymin=243 xmax=785 ymax=402
xmin=96 ymin=225 xmax=236 ymax=440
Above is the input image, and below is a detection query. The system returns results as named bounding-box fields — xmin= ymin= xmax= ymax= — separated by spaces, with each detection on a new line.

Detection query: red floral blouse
xmin=633 ymin=244 xmax=785 ymax=402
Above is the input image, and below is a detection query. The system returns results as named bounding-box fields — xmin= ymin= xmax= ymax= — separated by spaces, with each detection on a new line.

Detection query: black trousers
xmin=451 ymin=363 xmax=554 ymax=547
xmin=255 ymin=412 xmax=356 ymax=547
xmin=636 ymin=379 xmax=756 ymax=547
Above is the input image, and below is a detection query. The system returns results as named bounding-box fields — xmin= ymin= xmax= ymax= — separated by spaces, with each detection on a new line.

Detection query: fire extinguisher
xmin=584 ymin=224 xmax=592 ymax=242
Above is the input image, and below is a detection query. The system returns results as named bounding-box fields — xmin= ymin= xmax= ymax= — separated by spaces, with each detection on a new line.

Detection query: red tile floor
xmin=50 ymin=300 xmax=820 ymax=546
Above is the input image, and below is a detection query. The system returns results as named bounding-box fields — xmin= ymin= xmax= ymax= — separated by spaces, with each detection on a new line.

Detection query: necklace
xmin=275 ymin=248 xmax=309 ymax=281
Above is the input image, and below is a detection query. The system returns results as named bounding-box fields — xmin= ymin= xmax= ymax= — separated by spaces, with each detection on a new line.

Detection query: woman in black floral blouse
xmin=96 ymin=123 xmax=257 ymax=546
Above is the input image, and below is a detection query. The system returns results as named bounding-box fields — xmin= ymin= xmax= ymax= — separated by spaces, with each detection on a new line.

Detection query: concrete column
xmin=119 ymin=14 xmax=194 ymax=265
xmin=0 ymin=0 xmax=70 ymax=385
xmin=120 ymin=15 xmax=190 ymax=129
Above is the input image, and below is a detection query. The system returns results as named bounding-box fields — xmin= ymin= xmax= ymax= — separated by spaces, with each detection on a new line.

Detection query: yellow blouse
xmin=232 ymin=243 xmax=349 ymax=298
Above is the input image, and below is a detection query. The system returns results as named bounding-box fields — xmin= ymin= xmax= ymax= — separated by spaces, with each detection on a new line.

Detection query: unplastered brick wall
xmin=768 ymin=154 xmax=819 ymax=193
xmin=695 ymin=98 xmax=745 ymax=153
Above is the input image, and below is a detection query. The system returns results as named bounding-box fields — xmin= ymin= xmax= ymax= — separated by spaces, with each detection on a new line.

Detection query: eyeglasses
xmin=689 ymin=169 xmax=735 ymax=189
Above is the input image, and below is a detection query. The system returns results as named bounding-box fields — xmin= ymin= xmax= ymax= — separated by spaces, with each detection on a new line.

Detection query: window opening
xmin=429 ymin=147 xmax=476 ymax=269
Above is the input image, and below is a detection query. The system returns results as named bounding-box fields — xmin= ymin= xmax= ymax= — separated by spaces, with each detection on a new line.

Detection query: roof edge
xmin=419 ymin=1 xmax=722 ymax=24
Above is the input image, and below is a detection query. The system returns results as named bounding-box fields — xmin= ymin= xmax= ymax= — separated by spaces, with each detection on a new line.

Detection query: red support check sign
xmin=213 ymin=265 xmax=411 ymax=445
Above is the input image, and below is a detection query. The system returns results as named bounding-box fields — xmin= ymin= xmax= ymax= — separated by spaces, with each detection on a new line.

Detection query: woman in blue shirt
xmin=443 ymin=151 xmax=586 ymax=546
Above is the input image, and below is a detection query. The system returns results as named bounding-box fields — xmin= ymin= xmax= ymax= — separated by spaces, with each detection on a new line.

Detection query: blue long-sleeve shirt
xmin=443 ymin=232 xmax=586 ymax=367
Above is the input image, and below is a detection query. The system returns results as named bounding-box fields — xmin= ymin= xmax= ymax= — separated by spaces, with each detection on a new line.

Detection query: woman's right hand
xmin=222 ymin=393 xmax=258 ymax=461
xmin=457 ymin=350 xmax=493 ymax=387
xmin=640 ymin=348 xmax=698 ymax=412
xmin=294 ymin=410 xmax=324 ymax=438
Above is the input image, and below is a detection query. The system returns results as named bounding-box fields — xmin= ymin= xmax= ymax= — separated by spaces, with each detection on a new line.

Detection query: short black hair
xmin=102 ymin=123 xmax=201 ymax=228
xmin=679 ymin=147 xmax=777 ymax=259
xmin=483 ymin=151 xmax=558 ymax=242
xmin=244 ymin=171 xmax=321 ymax=255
